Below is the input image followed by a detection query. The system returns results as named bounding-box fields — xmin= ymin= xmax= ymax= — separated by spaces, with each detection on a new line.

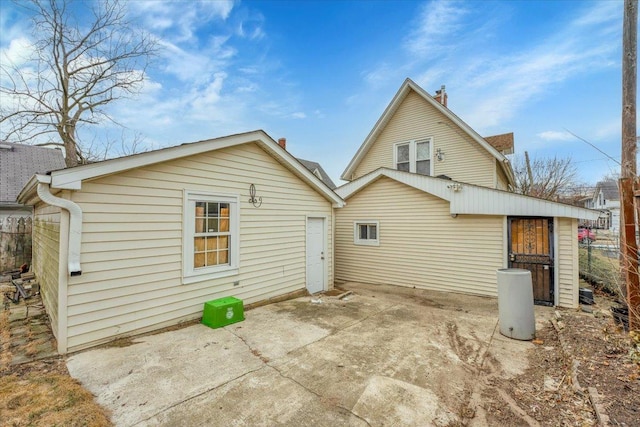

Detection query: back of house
xmin=334 ymin=79 xmax=599 ymax=308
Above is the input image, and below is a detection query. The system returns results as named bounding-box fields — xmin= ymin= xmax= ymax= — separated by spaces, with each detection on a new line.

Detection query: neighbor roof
xmin=340 ymin=78 xmax=515 ymax=186
xmin=335 ymin=168 xmax=600 ymax=220
xmin=484 ymin=132 xmax=514 ymax=155
xmin=0 ymin=142 xmax=66 ymax=204
xmin=595 ymin=180 xmax=620 ymax=201
xmin=297 ymin=158 xmax=337 ymax=189
xmin=18 ymin=130 xmax=345 ymax=208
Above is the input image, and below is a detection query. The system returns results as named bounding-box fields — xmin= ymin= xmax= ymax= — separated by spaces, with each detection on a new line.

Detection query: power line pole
xmin=620 ymin=0 xmax=639 ymax=330
xmin=525 ymin=151 xmax=534 ymax=195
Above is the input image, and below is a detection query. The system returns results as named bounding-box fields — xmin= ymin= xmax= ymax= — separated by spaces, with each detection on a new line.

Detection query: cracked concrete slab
xmin=139 ymin=365 xmax=368 ymax=427
xmin=66 ymin=282 xmax=554 ymax=426
xmin=352 ymin=376 xmax=458 ymax=426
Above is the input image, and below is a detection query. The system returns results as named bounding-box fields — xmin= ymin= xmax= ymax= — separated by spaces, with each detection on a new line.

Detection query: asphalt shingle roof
xmin=484 ymin=132 xmax=514 ymax=155
xmin=0 ymin=143 xmax=66 ymax=204
xmin=596 ymin=180 xmax=619 ymax=201
xmin=297 ymin=158 xmax=337 ymax=189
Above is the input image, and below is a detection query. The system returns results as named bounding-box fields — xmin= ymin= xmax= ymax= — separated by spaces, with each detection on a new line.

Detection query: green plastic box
xmin=202 ymin=296 xmax=244 ymax=329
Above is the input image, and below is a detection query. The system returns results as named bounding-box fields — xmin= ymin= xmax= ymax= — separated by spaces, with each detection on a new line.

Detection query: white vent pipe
xmin=36 ymin=182 xmax=83 ymax=276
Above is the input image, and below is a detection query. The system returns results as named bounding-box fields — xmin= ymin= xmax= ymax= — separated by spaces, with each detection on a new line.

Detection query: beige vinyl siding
xmin=32 ymin=203 xmax=61 ymax=338
xmin=352 ymin=91 xmax=496 ymax=188
xmin=335 ymin=177 xmax=504 ymax=297
xmin=65 ymin=143 xmax=333 ymax=351
xmin=496 ymin=161 xmax=509 ymax=190
xmin=557 ymin=218 xmax=578 ymax=308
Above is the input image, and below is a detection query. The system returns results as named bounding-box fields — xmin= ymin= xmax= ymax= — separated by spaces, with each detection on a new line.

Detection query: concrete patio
xmin=66 ymin=282 xmax=554 ymax=426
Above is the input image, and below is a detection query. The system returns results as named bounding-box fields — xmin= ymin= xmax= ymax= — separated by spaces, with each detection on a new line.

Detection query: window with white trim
xmin=183 ymin=191 xmax=239 ymax=283
xmin=394 ymin=138 xmax=432 ymax=176
xmin=354 ymin=221 xmax=379 ymax=246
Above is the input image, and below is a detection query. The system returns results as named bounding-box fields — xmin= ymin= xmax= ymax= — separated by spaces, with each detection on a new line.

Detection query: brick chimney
xmin=434 ymin=85 xmax=447 ymax=107
xmin=278 ymin=137 xmax=287 ymax=150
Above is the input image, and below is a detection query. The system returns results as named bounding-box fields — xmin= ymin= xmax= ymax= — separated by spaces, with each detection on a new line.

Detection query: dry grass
xmin=1 ymin=310 xmax=12 ymax=370
xmin=579 ymin=247 xmax=622 ymax=295
xmin=0 ymin=307 xmax=112 ymax=426
xmin=0 ymin=371 xmax=111 ymax=427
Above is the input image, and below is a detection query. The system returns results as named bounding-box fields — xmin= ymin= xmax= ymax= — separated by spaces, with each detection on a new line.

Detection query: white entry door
xmin=306 ymin=217 xmax=325 ymax=294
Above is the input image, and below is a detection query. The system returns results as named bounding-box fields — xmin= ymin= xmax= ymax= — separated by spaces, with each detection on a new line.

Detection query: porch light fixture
xmin=436 ymin=148 xmax=445 ymax=161
xmin=447 ymin=182 xmax=463 ymax=192
xmin=248 ymin=184 xmax=262 ymax=208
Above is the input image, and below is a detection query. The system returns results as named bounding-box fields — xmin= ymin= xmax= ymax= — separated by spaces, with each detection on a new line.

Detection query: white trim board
xmin=335 ymin=168 xmax=601 ymax=220
xmin=18 ymin=130 xmax=345 ymax=208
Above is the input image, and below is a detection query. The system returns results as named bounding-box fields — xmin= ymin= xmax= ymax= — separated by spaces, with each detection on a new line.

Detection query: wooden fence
xmin=1 ymin=216 xmax=32 ymax=272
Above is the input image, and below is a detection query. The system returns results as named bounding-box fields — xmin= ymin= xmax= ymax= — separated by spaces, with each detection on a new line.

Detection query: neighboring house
xmin=0 ymin=142 xmax=66 ymax=220
xmin=297 ymin=158 xmax=337 ymax=189
xmin=18 ymin=131 xmax=344 ymax=353
xmin=334 ymin=79 xmax=599 ymax=309
xmin=585 ymin=181 xmax=620 ymax=232
xmin=0 ymin=142 xmax=66 ymax=271
xmin=275 ymin=137 xmax=337 ymax=189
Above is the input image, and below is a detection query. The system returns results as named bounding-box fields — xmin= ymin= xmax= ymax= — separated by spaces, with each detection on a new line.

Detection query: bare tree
xmin=512 ymin=152 xmax=578 ymax=200
xmin=0 ymin=0 xmax=156 ymax=167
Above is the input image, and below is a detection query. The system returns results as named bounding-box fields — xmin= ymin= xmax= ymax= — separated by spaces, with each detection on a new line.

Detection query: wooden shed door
xmin=508 ymin=217 xmax=554 ymax=306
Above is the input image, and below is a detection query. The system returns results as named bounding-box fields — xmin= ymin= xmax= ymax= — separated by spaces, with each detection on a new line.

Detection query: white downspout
xmin=36 ymin=182 xmax=83 ymax=276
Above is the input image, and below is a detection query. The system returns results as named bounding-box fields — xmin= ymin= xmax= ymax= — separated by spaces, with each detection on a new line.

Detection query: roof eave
xmin=341 ymin=79 xmax=413 ymax=181
xmin=338 ymin=168 xmax=600 ymax=221
xmin=17 ymin=174 xmax=51 ymax=205
xmin=44 ymin=130 xmax=345 ymax=208
xmin=341 ymin=78 xmax=510 ymax=181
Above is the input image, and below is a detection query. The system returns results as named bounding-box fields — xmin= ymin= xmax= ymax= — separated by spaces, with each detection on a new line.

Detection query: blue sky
xmin=0 ymin=0 xmax=632 ymax=187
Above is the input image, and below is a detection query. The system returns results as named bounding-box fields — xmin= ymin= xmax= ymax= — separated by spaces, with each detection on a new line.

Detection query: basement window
xmin=354 ymin=221 xmax=379 ymax=246
xmin=183 ymin=191 xmax=239 ymax=284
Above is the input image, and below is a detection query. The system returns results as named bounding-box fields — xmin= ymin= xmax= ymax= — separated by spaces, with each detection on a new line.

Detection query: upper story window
xmin=394 ymin=138 xmax=432 ymax=176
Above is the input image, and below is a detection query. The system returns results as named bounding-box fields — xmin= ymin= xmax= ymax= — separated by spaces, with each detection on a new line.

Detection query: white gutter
xmin=36 ymin=180 xmax=83 ymax=276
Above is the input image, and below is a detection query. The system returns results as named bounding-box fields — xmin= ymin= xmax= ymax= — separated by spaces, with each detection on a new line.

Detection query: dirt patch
xmin=559 ymin=295 xmax=640 ymax=426
xmin=1 ymin=300 xmax=112 ymax=426
xmin=476 ymin=290 xmax=640 ymax=427
xmin=322 ymin=287 xmax=347 ymax=297
xmin=482 ymin=323 xmax=596 ymax=426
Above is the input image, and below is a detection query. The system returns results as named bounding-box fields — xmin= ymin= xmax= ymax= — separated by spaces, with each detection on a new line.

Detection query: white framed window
xmin=394 ymin=138 xmax=433 ymax=176
xmin=354 ymin=220 xmax=379 ymax=246
xmin=183 ymin=191 xmax=239 ymax=284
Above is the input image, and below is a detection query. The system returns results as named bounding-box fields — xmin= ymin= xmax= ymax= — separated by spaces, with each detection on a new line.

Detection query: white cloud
xmin=364 ymin=62 xmax=396 ymax=88
xmin=190 ymin=72 xmax=227 ymax=114
xmin=0 ymin=37 xmax=32 ymax=67
xmin=356 ymin=1 xmax=622 ymax=135
xmin=129 ymin=1 xmax=236 ymax=42
xmin=537 ymin=131 xmax=574 ymax=142
xmin=403 ymin=0 xmax=469 ymax=58
xmin=454 ymin=2 xmax=621 ymax=129
xmin=291 ymin=112 xmax=306 ymax=119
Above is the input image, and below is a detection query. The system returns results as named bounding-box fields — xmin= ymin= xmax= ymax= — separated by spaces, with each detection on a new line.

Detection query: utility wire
xmin=564 ymin=128 xmax=622 ymax=166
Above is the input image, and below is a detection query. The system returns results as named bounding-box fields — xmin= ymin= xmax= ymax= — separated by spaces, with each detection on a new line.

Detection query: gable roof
xmin=18 ymin=130 xmax=345 ymax=208
xmin=0 ymin=142 xmax=66 ymax=204
xmin=595 ymin=180 xmax=619 ymax=201
xmin=297 ymin=158 xmax=337 ymax=189
xmin=336 ymin=168 xmax=600 ymax=220
xmin=341 ymin=78 xmax=515 ymax=186
xmin=484 ymin=132 xmax=514 ymax=155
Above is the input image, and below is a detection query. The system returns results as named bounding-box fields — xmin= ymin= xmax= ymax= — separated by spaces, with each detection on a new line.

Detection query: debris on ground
xmin=473 ymin=285 xmax=640 ymax=427
xmin=1 ymin=271 xmax=112 ymax=426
